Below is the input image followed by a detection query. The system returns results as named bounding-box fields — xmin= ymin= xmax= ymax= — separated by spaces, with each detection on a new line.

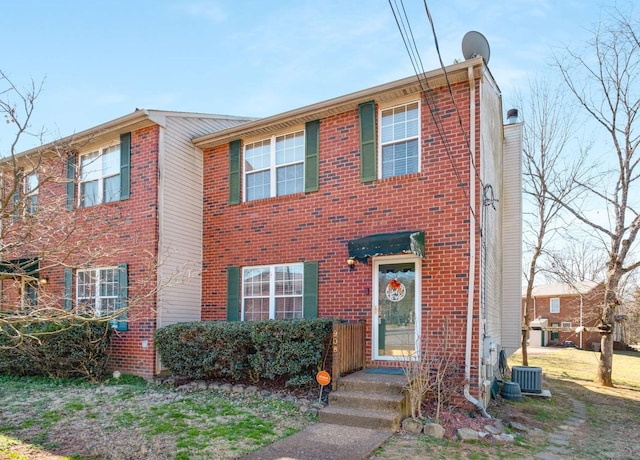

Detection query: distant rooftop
xmin=522 ymin=280 xmax=599 ymax=297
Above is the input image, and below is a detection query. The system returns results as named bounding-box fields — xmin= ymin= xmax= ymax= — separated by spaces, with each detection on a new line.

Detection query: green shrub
xmin=249 ymin=319 xmax=333 ymax=387
xmin=155 ymin=318 xmax=333 ymax=387
xmin=155 ymin=321 xmax=253 ymax=380
xmin=0 ymin=319 xmax=112 ymax=380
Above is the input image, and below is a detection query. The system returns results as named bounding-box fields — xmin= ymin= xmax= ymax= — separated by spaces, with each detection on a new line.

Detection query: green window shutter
xmin=228 ymin=140 xmax=241 ymax=205
xmin=304 ymin=120 xmax=320 ymax=192
xmin=303 ymin=261 xmax=319 ymax=318
xmin=120 ymin=133 xmax=131 ymax=200
xmin=63 ymin=268 xmax=73 ymax=311
xmin=227 ymin=266 xmax=240 ymax=321
xmin=112 ymin=263 xmax=128 ymax=331
xmin=358 ymin=100 xmax=377 ymax=182
xmin=66 ymin=154 xmax=76 ymax=210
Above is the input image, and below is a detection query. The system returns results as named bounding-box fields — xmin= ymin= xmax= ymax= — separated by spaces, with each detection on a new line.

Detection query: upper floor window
xmin=380 ymin=101 xmax=420 ymax=178
xmin=550 ymin=297 xmax=560 ymax=314
xmin=242 ymin=263 xmax=303 ymax=320
xmin=24 ymin=171 xmax=38 ymax=216
xmin=244 ymin=130 xmax=304 ymax=201
xmin=79 ymin=145 xmax=120 ymax=207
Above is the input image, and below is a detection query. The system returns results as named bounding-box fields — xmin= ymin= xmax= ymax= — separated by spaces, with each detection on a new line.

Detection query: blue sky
xmin=0 ymin=0 xmax=624 ymax=150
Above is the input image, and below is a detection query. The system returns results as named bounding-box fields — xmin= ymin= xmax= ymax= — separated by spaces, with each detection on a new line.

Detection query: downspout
xmin=464 ymin=65 xmax=490 ymax=418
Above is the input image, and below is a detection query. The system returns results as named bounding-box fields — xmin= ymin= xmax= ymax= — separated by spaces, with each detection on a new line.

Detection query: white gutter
xmin=464 ymin=66 xmax=490 ymax=418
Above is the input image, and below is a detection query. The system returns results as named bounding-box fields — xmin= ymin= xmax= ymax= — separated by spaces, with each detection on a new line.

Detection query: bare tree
xmin=520 ymin=77 xmax=583 ymax=365
xmin=0 ymin=70 xmax=165 ymax=345
xmin=553 ymin=9 xmax=640 ymax=386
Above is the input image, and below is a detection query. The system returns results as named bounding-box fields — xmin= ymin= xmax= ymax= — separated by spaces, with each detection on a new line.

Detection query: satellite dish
xmin=462 ymin=31 xmax=490 ymax=64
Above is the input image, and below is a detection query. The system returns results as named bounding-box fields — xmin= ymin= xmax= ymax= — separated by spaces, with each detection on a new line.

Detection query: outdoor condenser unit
xmin=511 ymin=366 xmax=542 ymax=393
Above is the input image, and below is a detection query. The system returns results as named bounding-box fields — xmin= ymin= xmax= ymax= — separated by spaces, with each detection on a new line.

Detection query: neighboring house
xmin=1 ymin=110 xmax=253 ymax=378
xmin=193 ymin=56 xmax=522 ymax=406
xmin=522 ymin=281 xmax=605 ymax=349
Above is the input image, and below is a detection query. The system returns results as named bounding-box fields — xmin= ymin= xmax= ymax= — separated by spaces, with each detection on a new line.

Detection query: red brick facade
xmin=523 ymin=284 xmax=604 ymax=349
xmin=2 ymin=126 xmax=161 ymax=378
xmin=201 ymin=82 xmax=483 ymax=386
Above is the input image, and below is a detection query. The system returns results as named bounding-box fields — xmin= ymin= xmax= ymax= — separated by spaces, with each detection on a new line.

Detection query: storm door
xmin=372 ymin=256 xmax=421 ymax=360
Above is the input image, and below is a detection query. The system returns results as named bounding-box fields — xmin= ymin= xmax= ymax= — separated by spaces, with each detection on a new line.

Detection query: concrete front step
xmin=329 ymin=390 xmax=406 ymax=411
xmin=319 ymin=405 xmax=403 ymax=431
xmin=336 ymin=371 xmax=407 ymax=395
xmin=320 ymin=369 xmax=410 ymax=432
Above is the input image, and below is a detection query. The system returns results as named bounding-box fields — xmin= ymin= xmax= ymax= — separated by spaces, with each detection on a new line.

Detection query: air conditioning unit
xmin=511 ymin=366 xmax=542 ymax=393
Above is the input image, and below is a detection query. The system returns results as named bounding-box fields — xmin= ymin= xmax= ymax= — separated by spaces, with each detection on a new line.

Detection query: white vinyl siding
xmin=501 ymin=120 xmax=524 ymax=356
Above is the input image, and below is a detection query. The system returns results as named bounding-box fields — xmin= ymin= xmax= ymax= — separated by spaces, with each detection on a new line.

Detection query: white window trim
xmin=241 ymin=263 xmax=304 ymax=321
xmin=561 ymin=321 xmax=572 ymax=328
xmin=78 ymin=143 xmax=120 ymax=207
xmin=550 ymin=297 xmax=560 ymax=314
xmin=243 ymin=129 xmax=305 ymax=202
xmin=76 ymin=266 xmax=118 ymax=317
xmin=378 ymin=99 xmax=421 ymax=179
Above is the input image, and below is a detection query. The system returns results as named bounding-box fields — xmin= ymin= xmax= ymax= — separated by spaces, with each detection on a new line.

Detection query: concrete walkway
xmin=240 ymin=423 xmax=392 ymax=460
xmin=534 ymin=389 xmax=587 ymax=460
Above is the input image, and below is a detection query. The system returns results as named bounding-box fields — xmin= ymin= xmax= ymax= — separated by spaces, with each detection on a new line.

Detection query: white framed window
xmin=380 ymin=101 xmax=420 ymax=178
xmin=242 ymin=263 xmax=303 ymax=320
xmin=561 ymin=321 xmax=572 ymax=328
xmin=550 ymin=297 xmax=560 ymax=314
xmin=79 ymin=144 xmax=120 ymax=207
xmin=24 ymin=171 xmax=38 ymax=216
xmin=76 ymin=267 xmax=119 ymax=317
xmin=244 ymin=130 xmax=304 ymax=201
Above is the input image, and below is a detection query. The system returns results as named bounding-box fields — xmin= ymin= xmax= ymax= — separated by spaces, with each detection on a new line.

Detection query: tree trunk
xmin=595 ymin=280 xmax=619 ymax=387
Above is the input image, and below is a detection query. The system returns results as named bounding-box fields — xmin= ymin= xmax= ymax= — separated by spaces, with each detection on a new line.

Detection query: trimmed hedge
xmin=155 ymin=318 xmax=333 ymax=387
xmin=0 ymin=319 xmax=113 ymax=380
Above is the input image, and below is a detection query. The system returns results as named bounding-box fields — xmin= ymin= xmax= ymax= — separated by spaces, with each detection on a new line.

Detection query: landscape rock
xmin=219 ymin=383 xmax=233 ymax=392
xmin=456 ymin=427 xmax=479 ymax=441
xmin=232 ymin=384 xmax=246 ymax=393
xmin=423 ymin=423 xmax=445 ymax=439
xmin=494 ymin=433 xmax=515 ymax=444
xmin=509 ymin=421 xmax=530 ymax=433
xmin=402 ymin=418 xmax=423 ymax=434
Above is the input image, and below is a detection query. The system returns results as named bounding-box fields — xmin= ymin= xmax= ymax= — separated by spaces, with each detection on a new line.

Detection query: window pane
xmin=102 ymin=146 xmax=120 ymax=176
xmin=80 ymin=151 xmax=101 ymax=181
xmin=275 ymin=131 xmax=304 ymax=165
xmin=245 ymin=140 xmax=271 ymax=171
xmin=81 ymin=181 xmax=98 ymax=207
xmin=246 ymin=171 xmax=270 ymax=201
xmin=245 ymin=298 xmax=269 ymax=321
xmin=275 ymin=297 xmax=303 ymax=319
xmin=275 ymin=265 xmax=303 ymax=295
xmin=99 ymin=268 xmax=117 ymax=297
xmin=243 ymin=267 xmax=270 ymax=296
xmin=25 ymin=173 xmax=38 ymax=194
xmin=103 ymin=175 xmax=120 ymax=203
xmin=381 ymin=139 xmax=419 ymax=178
xmin=276 ymin=164 xmax=303 ymax=196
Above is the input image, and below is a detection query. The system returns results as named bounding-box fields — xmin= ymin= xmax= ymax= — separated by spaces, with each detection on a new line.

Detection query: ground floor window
xmin=242 ymin=263 xmax=303 ymax=321
xmin=69 ymin=264 xmax=128 ymax=331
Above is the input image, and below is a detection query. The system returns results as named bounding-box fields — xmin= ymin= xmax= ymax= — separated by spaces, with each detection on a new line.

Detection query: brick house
xmin=1 ymin=110 xmax=253 ymax=378
xmin=193 ymin=56 xmax=522 ymax=406
xmin=523 ymin=281 xmax=605 ymax=350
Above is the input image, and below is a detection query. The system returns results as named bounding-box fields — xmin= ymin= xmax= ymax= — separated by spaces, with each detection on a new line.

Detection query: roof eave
xmin=193 ymin=57 xmax=487 ymax=149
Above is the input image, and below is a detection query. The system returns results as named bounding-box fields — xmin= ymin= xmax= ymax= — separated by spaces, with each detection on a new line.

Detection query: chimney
xmin=506 ymin=108 xmax=519 ymax=124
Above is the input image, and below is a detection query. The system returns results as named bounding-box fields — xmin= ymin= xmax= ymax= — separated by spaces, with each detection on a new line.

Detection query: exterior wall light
xmin=347 ymin=258 xmax=356 ymax=270
xmin=40 ymin=276 xmax=49 ymax=285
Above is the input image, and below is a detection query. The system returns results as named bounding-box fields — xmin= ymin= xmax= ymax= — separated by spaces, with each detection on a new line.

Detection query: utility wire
xmin=388 ymin=0 xmax=477 ymax=219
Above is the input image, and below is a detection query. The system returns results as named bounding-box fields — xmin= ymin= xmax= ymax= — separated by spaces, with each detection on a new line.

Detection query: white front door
xmin=372 ymin=256 xmax=421 ymax=360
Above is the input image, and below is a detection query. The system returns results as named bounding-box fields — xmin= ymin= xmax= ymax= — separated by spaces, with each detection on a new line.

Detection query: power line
xmin=388 ymin=0 xmax=477 ymax=218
